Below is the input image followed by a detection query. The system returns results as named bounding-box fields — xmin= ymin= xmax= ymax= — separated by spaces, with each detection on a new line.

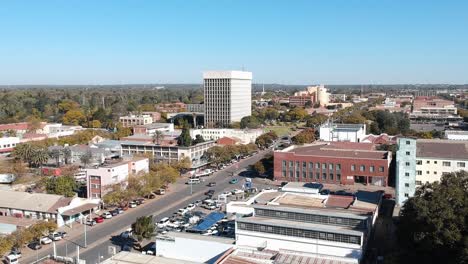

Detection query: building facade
xmin=0 ymin=137 xmax=20 ymax=154
xmin=396 ymin=138 xmax=468 ymax=205
xmin=274 ymin=142 xmax=391 ymax=186
xmin=133 ymin=123 xmax=174 ymax=136
xmin=319 ymin=123 xmax=367 ymax=143
xmin=119 ymin=114 xmax=153 ymax=128
xmin=203 ymin=71 xmax=252 ymax=128
xmin=190 ymin=128 xmax=262 ymax=144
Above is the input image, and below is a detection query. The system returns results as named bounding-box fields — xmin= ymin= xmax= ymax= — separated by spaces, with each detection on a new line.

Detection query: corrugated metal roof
xmin=0 ymin=190 xmax=69 ymax=213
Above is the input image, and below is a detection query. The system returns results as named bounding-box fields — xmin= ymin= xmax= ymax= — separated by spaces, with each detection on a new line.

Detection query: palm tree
xmin=49 ymin=149 xmax=61 ymax=167
xmin=63 ymin=147 xmax=71 ymax=165
xmin=152 ymin=131 xmax=164 ymax=145
xmin=13 ymin=143 xmax=35 ymax=167
xmin=131 ymin=215 xmax=155 ymax=249
xmin=31 ymin=148 xmax=49 ymax=169
xmin=80 ymin=150 xmax=93 ymax=168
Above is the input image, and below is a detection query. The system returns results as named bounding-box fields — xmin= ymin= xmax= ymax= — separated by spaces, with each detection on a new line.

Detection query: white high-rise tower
xmin=203 ymin=71 xmax=252 ymax=128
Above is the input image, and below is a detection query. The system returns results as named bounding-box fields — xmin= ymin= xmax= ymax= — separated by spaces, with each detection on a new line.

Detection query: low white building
xmin=445 ymin=130 xmax=468 ymax=141
xmin=43 ymin=123 xmax=84 ymax=138
xmin=0 ymin=190 xmax=99 ymax=227
xmin=0 ymin=137 xmax=20 ymax=154
xmin=190 ymin=128 xmax=263 ymax=144
xmin=133 ymin=123 xmax=174 ymax=136
xmin=319 ymin=122 xmax=367 ymax=143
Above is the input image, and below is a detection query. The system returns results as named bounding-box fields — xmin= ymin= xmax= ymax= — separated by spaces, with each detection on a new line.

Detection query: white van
xmin=187 ymin=178 xmax=200 ymax=185
xmin=5 ymin=254 xmax=19 ymax=264
xmin=157 ymin=217 xmax=170 ymax=228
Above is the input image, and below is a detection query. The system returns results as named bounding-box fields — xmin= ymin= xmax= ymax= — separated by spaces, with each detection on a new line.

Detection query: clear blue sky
xmin=1 ymin=0 xmax=467 ymax=85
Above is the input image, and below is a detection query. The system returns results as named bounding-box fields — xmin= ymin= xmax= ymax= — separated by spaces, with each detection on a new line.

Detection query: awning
xmin=189 ymin=212 xmax=225 ymax=232
xmin=61 ymin=203 xmax=98 ymax=217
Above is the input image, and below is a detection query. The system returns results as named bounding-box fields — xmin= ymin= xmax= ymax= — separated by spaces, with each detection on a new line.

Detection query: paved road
xmin=23 ymin=150 xmax=272 ymax=264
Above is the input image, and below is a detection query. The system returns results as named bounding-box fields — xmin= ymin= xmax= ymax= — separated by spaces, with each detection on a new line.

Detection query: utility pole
xmin=84 ymin=214 xmax=88 ymax=247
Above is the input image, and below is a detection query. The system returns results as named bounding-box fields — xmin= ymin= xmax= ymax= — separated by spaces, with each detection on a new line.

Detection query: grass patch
xmin=263 ymin=126 xmax=292 ymax=137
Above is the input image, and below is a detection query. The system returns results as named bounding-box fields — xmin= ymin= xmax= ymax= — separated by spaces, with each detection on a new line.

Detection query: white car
xmin=40 ymin=236 xmax=52 ymax=245
xmin=166 ymin=220 xmax=180 ymax=229
xmin=186 ymin=204 xmax=196 ymax=211
xmin=49 ymin=232 xmax=62 ymax=241
xmin=177 ymin=208 xmax=188 ymax=215
xmin=129 ymin=201 xmax=137 ymax=208
xmin=102 ymin=212 xmax=113 ymax=219
xmin=157 ymin=217 xmax=170 ymax=229
xmin=231 ymin=189 xmax=243 ymax=195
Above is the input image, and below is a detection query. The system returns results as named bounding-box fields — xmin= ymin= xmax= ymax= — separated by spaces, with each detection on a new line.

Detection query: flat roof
xmin=135 ymin=123 xmax=173 ymax=129
xmin=101 ymin=252 xmax=201 ymax=264
xmin=416 ymin=139 xmax=468 ymax=160
xmin=274 ymin=193 xmax=325 ymax=208
xmin=0 ymin=190 xmax=70 ymax=213
xmin=0 ymin=216 xmax=38 ymax=227
xmin=156 ymin=231 xmax=235 ymax=244
xmin=253 ymin=204 xmax=370 ymax=220
xmin=237 ymin=217 xmax=364 ymax=236
xmin=61 ymin=203 xmax=99 ymax=217
xmin=285 ymin=143 xmax=388 ymax=160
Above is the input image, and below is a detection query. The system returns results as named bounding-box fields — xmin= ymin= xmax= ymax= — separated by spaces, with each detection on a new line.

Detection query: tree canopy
xmin=396 ymin=171 xmax=468 ymax=264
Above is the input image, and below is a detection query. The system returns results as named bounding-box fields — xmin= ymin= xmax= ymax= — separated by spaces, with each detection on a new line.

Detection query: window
xmin=316 ymin=163 xmax=320 ymax=169
xmin=330 ymin=173 xmax=334 ymax=181
xmin=379 ymin=166 xmax=384 ymax=172
xmin=360 ymin=165 xmax=365 ymax=172
xmin=416 ymin=160 xmax=422 ymax=165
xmin=322 ymin=163 xmax=327 ymax=170
xmin=404 ymin=193 xmax=409 ymax=197
xmin=406 ymin=141 xmax=410 ymax=145
xmin=433 ymin=171 xmax=437 ymax=175
xmin=316 ymin=172 xmax=320 ymax=180
xmin=405 ymin=172 xmax=409 ymax=177
xmin=443 ymin=161 xmax=451 ymax=167
xmin=417 ymin=170 xmax=422 ymax=175
xmin=406 ymin=151 xmax=410 ymax=156
xmin=426 ymin=160 xmax=430 ymax=164
xmin=322 ymin=173 xmax=327 ymax=180
xmin=282 ymin=161 xmax=286 ymax=167
xmin=351 ymin=164 xmax=356 ymax=171
xmin=370 ymin=166 xmax=375 ymax=172
xmin=457 ymin=162 xmax=465 ymax=168
xmin=434 ymin=161 xmax=437 ymax=164
xmin=309 ymin=162 xmax=313 ymax=170
xmin=405 ymin=183 xmax=409 ymax=187
xmin=289 ymin=161 xmax=293 ymax=167
xmin=302 ymin=162 xmax=307 ymax=170
xmin=337 ymin=174 xmax=341 ymax=181
xmin=296 ymin=171 xmax=300 ymax=178
xmin=416 ymin=181 xmax=422 ymax=185
xmin=426 ymin=171 xmax=430 ymax=174
xmin=329 ymin=164 xmax=333 ymax=170
xmin=303 ymin=171 xmax=307 ymax=178
xmin=336 ymin=164 xmax=341 ymax=171
xmin=289 ymin=171 xmax=293 ymax=177
xmin=282 ymin=171 xmax=286 ymax=177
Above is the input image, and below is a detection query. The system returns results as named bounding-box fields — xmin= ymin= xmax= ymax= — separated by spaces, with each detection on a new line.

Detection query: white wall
xmin=86 ymin=163 xmax=129 ymax=186
xmin=416 ymin=157 xmax=467 ymax=185
xmin=156 ymin=236 xmax=233 ymax=263
xmin=130 ymin=158 xmax=149 ymax=174
xmin=0 ymin=137 xmax=20 ymax=151
xmin=236 ymin=231 xmax=361 ymax=263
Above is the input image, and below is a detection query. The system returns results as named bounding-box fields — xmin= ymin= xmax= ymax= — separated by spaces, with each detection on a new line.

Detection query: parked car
xmin=94 ymin=216 xmax=104 ymax=223
xmin=110 ymin=209 xmax=119 ymax=216
xmin=40 ymin=236 xmax=52 ymax=245
xmin=186 ymin=204 xmax=196 ymax=211
xmin=194 ymin=200 xmax=202 ymax=206
xmin=155 ymin=189 xmax=166 ymax=195
xmin=204 ymin=189 xmax=215 ymax=196
xmin=157 ymin=217 xmax=170 ymax=229
xmin=102 ymin=212 xmax=113 ymax=219
xmin=120 ymin=230 xmax=133 ymax=239
xmin=28 ymin=241 xmax=42 ymax=250
xmin=229 ymin=178 xmax=238 ymax=184
xmin=231 ymin=189 xmax=243 ymax=195
xmin=57 ymin=231 xmax=67 ymax=238
xmin=86 ymin=219 xmax=97 ymax=226
xmin=10 ymin=248 xmax=21 ymax=258
xmin=207 ymin=182 xmax=216 ymax=187
xmin=4 ymin=254 xmax=19 ymax=264
xmin=320 ymin=189 xmax=331 ymax=195
xmin=117 ymin=207 xmax=124 ymax=214
xmin=177 ymin=208 xmax=188 ymax=215
xmin=136 ymin=198 xmax=145 ymax=204
xmin=129 ymin=201 xmax=137 ymax=208
xmin=49 ymin=232 xmax=62 ymax=241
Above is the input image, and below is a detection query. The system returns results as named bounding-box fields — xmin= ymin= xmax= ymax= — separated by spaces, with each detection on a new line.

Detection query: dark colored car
xmin=319 ymin=189 xmax=331 ymax=195
xmin=136 ymin=198 xmax=145 ymax=204
xmin=205 ymin=189 xmax=215 ymax=196
xmin=94 ymin=216 xmax=104 ymax=223
xmin=280 ymin=182 xmax=288 ymax=187
xmin=110 ymin=209 xmax=119 ymax=216
xmin=28 ymin=241 xmax=42 ymax=250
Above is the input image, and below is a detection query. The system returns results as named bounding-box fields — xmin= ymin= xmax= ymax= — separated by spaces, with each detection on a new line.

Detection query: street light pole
xmin=84 ymin=214 xmax=88 ymax=248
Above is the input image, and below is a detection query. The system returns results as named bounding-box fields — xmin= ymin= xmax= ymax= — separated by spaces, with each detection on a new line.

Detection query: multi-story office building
xmin=119 ymin=114 xmax=153 ymax=128
xmin=396 ymin=138 xmax=468 ymax=205
xmin=189 ymin=128 xmax=263 ymax=144
xmin=203 ymin=71 xmax=252 ymax=128
xmin=274 ymin=142 xmax=391 ymax=186
xmin=233 ymin=188 xmax=382 ymax=263
xmin=120 ymin=140 xmax=215 ymax=168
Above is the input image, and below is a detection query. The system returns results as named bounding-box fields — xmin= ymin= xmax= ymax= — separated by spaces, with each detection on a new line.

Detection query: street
xmin=22 ymin=150 xmax=273 ymax=264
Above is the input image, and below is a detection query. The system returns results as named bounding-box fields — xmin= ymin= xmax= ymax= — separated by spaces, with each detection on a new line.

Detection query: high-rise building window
xmin=443 ymin=161 xmax=451 ymax=166
xmin=406 ymin=151 xmax=410 ymax=155
xmin=416 ymin=160 xmax=422 ymax=165
xmin=405 ymin=183 xmax=409 ymax=187
xmin=417 ymin=170 xmax=422 ymax=175
xmin=405 ymin=172 xmax=410 ymax=177
xmin=457 ymin=162 xmax=465 ymax=168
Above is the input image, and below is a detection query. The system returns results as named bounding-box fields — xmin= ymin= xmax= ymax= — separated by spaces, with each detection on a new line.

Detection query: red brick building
xmin=274 ymin=142 xmax=392 ymax=186
xmin=289 ymin=94 xmax=316 ymax=107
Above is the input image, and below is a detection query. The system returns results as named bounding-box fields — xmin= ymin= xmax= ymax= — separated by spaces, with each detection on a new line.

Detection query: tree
xmin=292 ymin=128 xmax=316 ymax=144
xmin=63 ymin=147 xmax=71 ymax=165
xmin=154 ymin=163 xmax=179 ymax=184
xmin=252 ymin=161 xmax=266 ymax=176
xmin=31 ymin=147 xmax=49 ymax=168
xmin=132 ymin=216 xmax=155 ymax=249
xmin=193 ymin=134 xmax=205 ymax=145
xmin=90 ymin=120 xmax=102 ymax=128
xmin=240 ymin=116 xmax=261 ymax=129
xmin=45 ymin=176 xmax=77 ymax=197
xmin=0 ymin=237 xmax=13 ymax=256
xmin=287 ymin=107 xmax=308 ymax=121
xmin=80 ymin=150 xmax=93 ymax=167
xmin=13 ymin=143 xmax=35 ymax=166
xmin=63 ymin=109 xmax=86 ymax=125
xmin=396 ymin=171 xmax=468 ymax=264
xmin=152 ymin=131 xmax=164 ymax=145
xmin=255 ymin=131 xmax=278 ymax=148
xmin=305 ymin=114 xmax=328 ymax=128
xmin=177 ymin=123 xmax=192 ymax=147
xmin=49 ymin=148 xmax=61 ymax=167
